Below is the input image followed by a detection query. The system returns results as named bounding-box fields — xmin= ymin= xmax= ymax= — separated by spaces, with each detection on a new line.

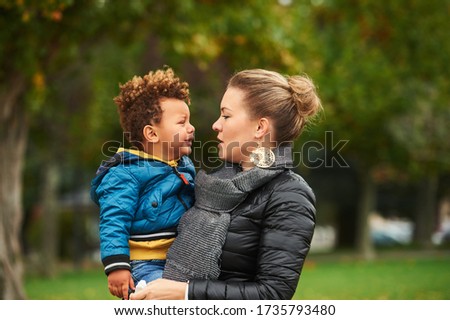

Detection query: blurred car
xmin=432 ymin=219 xmax=450 ymax=245
xmin=370 ymin=213 xmax=413 ymax=246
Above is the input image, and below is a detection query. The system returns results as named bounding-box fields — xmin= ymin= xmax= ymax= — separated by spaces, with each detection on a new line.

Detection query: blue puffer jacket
xmin=90 ymin=148 xmax=195 ymax=275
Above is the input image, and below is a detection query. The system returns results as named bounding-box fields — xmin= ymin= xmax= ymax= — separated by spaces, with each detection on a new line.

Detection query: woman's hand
xmin=130 ymin=278 xmax=188 ymax=300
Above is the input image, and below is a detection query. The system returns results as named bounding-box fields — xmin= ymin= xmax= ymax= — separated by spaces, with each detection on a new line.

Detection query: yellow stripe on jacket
xmin=129 ymin=238 xmax=175 ymax=260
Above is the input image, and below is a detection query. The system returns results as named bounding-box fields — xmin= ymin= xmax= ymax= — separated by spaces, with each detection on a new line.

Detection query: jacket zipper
xmin=173 ymin=166 xmax=189 ymax=210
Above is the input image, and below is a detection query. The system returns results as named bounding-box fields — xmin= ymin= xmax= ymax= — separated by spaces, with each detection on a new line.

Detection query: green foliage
xmin=306 ymin=0 xmax=450 ymax=177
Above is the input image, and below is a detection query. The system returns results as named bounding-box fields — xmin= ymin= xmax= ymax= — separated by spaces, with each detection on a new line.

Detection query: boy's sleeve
xmin=95 ymin=167 xmax=140 ymax=275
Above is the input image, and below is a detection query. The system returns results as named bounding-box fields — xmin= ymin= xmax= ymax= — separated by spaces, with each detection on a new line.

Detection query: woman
xmin=131 ymin=68 xmax=322 ymax=300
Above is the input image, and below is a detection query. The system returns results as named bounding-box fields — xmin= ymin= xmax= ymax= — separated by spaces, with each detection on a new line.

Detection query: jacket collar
xmin=117 ymin=147 xmax=178 ymax=167
xmin=270 ymin=143 xmax=294 ymax=169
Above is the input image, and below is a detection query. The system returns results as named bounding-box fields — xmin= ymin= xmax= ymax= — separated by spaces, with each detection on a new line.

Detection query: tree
xmin=389 ymin=86 xmax=450 ymax=248
xmin=0 ymin=0 xmax=148 ymax=299
xmin=307 ymin=0 xmax=450 ymax=256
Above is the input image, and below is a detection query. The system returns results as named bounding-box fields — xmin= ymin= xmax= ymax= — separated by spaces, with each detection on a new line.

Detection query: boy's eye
xmin=222 ymin=115 xmax=230 ymax=119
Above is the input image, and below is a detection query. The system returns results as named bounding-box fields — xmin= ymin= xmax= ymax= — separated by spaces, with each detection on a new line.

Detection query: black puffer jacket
xmin=188 ymin=169 xmax=316 ymax=300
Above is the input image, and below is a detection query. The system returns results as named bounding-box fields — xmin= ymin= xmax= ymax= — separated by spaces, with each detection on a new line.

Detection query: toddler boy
xmin=90 ymin=68 xmax=195 ymax=299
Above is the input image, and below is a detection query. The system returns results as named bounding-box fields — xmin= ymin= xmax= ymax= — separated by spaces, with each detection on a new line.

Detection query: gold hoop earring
xmin=250 ymin=146 xmax=275 ymax=168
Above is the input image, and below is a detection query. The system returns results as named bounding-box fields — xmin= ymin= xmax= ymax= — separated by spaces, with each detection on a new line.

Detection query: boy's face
xmin=153 ymin=98 xmax=195 ymax=160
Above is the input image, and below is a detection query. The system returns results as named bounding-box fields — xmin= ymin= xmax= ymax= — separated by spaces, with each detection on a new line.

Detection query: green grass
xmin=25 ymin=255 xmax=450 ymax=300
xmin=294 ymin=255 xmax=450 ymax=299
xmin=25 ymin=267 xmax=114 ymax=300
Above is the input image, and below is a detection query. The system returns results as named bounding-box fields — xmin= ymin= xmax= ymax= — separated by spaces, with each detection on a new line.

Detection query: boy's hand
xmin=107 ymin=269 xmax=135 ymax=300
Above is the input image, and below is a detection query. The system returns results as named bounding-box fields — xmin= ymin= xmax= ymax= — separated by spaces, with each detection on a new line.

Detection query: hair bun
xmin=287 ymin=75 xmax=321 ymax=118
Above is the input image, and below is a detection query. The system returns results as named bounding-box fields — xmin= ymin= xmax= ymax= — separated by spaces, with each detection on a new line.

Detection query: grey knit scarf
xmin=163 ymin=145 xmax=293 ymax=282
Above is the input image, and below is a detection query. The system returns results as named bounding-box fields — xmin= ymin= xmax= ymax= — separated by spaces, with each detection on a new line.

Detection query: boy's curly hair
xmin=113 ymin=68 xmax=190 ymax=149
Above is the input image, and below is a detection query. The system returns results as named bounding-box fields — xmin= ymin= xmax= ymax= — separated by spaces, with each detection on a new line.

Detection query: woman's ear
xmin=143 ymin=125 xmax=159 ymax=143
xmin=254 ymin=117 xmax=271 ymax=139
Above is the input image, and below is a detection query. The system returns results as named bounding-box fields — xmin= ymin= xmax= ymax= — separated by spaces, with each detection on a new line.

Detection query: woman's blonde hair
xmin=228 ymin=69 xmax=322 ymax=143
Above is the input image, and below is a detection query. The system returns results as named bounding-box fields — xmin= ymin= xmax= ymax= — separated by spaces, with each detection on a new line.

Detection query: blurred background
xmin=1 ymin=0 xmax=449 ymax=299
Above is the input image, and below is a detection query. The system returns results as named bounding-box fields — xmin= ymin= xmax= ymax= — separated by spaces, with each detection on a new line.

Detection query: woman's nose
xmin=212 ymin=118 xmax=221 ymax=132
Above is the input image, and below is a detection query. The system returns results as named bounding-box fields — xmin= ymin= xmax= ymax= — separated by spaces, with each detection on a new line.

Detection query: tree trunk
xmin=40 ymin=162 xmax=60 ymax=277
xmin=414 ymin=173 xmax=438 ymax=249
xmin=0 ymin=76 xmax=27 ymax=299
xmin=355 ymin=171 xmax=376 ymax=260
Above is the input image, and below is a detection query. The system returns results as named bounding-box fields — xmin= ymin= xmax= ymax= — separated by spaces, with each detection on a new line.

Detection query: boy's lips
xmin=184 ymin=136 xmax=194 ymax=146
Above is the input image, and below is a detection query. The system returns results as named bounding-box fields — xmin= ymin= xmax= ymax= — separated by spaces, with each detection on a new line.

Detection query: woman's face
xmin=212 ymin=87 xmax=258 ymax=165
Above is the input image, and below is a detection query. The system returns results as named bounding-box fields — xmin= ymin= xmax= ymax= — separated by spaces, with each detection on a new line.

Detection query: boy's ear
xmin=143 ymin=125 xmax=159 ymax=143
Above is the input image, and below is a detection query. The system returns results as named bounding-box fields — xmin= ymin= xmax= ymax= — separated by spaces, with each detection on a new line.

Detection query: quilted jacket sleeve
xmin=95 ymin=167 xmax=140 ymax=275
xmin=188 ymin=175 xmax=316 ymax=299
